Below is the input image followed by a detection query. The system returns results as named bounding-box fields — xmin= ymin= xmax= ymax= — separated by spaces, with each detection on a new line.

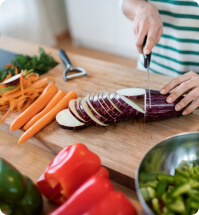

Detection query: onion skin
xmin=145 ymin=89 xmax=184 ymax=122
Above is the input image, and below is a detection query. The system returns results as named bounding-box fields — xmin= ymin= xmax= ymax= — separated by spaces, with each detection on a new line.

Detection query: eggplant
xmin=2 ymin=73 xmax=21 ymax=85
xmin=85 ymin=94 xmax=109 ymax=124
xmin=75 ymin=98 xmax=91 ymax=123
xmin=116 ymin=88 xmax=145 ymax=99
xmin=56 ymin=109 xmax=89 ymax=130
xmin=144 ymin=89 xmax=184 ymax=122
xmin=89 ymin=94 xmax=115 ymax=123
xmin=116 ymin=93 xmax=145 ymax=118
xmin=68 ymin=99 xmax=86 ymax=123
xmin=79 ymin=98 xmax=108 ymax=127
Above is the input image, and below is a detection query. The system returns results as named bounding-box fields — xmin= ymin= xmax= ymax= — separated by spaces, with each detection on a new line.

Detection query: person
xmin=122 ymin=0 xmax=199 ymax=116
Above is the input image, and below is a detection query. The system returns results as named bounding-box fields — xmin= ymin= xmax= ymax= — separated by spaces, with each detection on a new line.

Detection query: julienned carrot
xmin=30 ymin=77 xmax=48 ymax=88
xmin=5 ymin=64 xmax=18 ymax=75
xmin=23 ymin=90 xmax=66 ymax=130
xmin=10 ymin=84 xmax=58 ymax=131
xmin=2 ymin=72 xmax=11 ymax=83
xmin=18 ymin=91 xmax=78 ymax=144
xmin=20 ymin=70 xmax=24 ymax=97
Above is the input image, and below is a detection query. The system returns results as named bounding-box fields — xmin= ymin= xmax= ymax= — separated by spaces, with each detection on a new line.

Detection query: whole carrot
xmin=23 ymin=90 xmax=66 ymax=130
xmin=10 ymin=84 xmax=58 ymax=131
xmin=18 ymin=91 xmax=78 ymax=144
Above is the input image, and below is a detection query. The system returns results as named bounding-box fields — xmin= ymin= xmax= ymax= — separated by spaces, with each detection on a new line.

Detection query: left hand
xmin=160 ymin=71 xmax=199 ymax=116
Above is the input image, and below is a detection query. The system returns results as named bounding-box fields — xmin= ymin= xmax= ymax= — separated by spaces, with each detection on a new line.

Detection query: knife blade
xmin=143 ymin=36 xmax=152 ymax=108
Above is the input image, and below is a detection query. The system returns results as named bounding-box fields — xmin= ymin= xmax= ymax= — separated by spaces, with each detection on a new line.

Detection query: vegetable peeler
xmin=143 ymin=36 xmax=152 ymax=108
xmin=58 ymin=49 xmax=87 ymax=81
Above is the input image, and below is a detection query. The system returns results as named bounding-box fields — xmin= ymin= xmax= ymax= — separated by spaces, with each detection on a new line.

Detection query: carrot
xmin=18 ymin=91 xmax=78 ymax=144
xmin=10 ymin=84 xmax=58 ymax=131
xmin=23 ymin=90 xmax=66 ymax=130
xmin=2 ymin=72 xmax=11 ymax=83
xmin=30 ymin=77 xmax=48 ymax=88
xmin=0 ymin=99 xmax=17 ymax=124
xmin=20 ymin=70 xmax=24 ymax=97
xmin=5 ymin=64 xmax=18 ymax=75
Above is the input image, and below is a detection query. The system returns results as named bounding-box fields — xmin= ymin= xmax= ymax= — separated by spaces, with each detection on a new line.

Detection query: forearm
xmin=122 ymin=0 xmax=151 ymax=20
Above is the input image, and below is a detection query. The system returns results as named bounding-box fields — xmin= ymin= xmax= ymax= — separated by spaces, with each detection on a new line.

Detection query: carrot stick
xmin=18 ymin=91 xmax=78 ymax=144
xmin=23 ymin=90 xmax=66 ymax=130
xmin=30 ymin=77 xmax=48 ymax=88
xmin=10 ymin=84 xmax=58 ymax=131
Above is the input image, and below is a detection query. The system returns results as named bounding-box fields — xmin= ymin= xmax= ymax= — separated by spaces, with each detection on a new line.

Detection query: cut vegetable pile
xmin=56 ymin=88 xmax=185 ymax=130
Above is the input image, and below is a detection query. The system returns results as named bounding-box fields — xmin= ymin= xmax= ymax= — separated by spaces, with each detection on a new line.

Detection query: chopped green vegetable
xmin=0 ymin=48 xmax=58 ymax=82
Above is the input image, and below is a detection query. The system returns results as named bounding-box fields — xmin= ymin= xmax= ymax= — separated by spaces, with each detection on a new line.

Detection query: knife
xmin=143 ymin=36 xmax=152 ymax=108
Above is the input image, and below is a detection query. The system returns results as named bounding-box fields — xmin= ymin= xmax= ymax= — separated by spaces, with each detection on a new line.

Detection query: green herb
xmin=0 ymin=48 xmax=58 ymax=82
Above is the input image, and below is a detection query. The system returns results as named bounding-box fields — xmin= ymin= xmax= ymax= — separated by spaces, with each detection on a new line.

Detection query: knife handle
xmin=58 ymin=49 xmax=72 ymax=68
xmin=142 ymin=36 xmax=151 ymax=68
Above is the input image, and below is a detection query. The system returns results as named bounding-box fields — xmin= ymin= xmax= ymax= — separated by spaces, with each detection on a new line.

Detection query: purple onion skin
xmin=145 ymin=89 xmax=184 ymax=122
xmin=75 ymin=99 xmax=91 ymax=123
xmin=85 ymin=95 xmax=109 ymax=124
xmin=110 ymin=94 xmax=135 ymax=120
xmin=89 ymin=94 xmax=114 ymax=123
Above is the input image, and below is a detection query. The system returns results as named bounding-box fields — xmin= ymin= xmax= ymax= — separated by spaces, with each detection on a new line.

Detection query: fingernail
xmin=182 ymin=110 xmax=187 ymax=115
xmin=144 ymin=49 xmax=150 ymax=55
xmin=167 ymin=97 xmax=172 ymax=103
xmin=160 ymin=89 xmax=165 ymax=94
xmin=175 ymin=105 xmax=181 ymax=111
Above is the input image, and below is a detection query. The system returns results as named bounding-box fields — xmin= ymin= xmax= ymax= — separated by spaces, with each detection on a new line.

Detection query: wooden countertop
xmin=1 ymin=36 xmax=199 ymax=191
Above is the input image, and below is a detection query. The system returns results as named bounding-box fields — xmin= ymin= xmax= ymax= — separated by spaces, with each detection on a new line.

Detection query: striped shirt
xmin=137 ymin=0 xmax=199 ymax=77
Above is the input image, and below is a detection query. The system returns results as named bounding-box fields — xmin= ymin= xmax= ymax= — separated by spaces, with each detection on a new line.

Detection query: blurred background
xmin=0 ymin=0 xmax=138 ymax=68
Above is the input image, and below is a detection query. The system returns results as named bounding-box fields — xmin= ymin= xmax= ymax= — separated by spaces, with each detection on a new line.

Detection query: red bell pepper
xmin=49 ymin=175 xmax=137 ymax=215
xmin=37 ymin=143 xmax=104 ymax=205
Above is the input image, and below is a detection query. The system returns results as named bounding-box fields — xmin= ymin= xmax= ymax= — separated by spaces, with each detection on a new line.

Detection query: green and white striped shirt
xmin=137 ymin=0 xmax=199 ymax=77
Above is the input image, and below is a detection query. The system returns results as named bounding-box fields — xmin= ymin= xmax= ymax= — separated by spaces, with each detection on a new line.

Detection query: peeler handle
xmin=142 ymin=36 xmax=151 ymax=68
xmin=58 ymin=49 xmax=72 ymax=68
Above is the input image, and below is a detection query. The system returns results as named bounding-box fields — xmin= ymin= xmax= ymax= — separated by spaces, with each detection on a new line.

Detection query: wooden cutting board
xmin=1 ymin=37 xmax=199 ymax=189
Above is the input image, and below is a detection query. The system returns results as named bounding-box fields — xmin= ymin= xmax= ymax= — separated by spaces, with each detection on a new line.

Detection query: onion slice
xmin=2 ymin=73 xmax=21 ymax=85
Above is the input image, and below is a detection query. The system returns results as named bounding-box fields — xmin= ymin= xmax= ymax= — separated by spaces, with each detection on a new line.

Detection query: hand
xmin=160 ymin=71 xmax=199 ymax=115
xmin=133 ymin=2 xmax=163 ymax=54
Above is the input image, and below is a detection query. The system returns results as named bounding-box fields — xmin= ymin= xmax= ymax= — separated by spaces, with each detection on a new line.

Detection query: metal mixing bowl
xmin=135 ymin=132 xmax=199 ymax=215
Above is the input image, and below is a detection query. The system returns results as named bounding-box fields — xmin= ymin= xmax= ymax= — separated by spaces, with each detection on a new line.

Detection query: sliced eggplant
xmin=89 ymin=94 xmax=115 ymax=122
xmin=69 ymin=99 xmax=86 ymax=123
xmin=102 ymin=93 xmax=124 ymax=121
xmin=116 ymin=88 xmax=145 ymax=99
xmin=75 ymin=98 xmax=91 ymax=123
xmin=145 ymin=89 xmax=183 ymax=122
xmin=85 ymin=94 xmax=109 ymax=124
xmin=109 ymin=93 xmax=136 ymax=119
xmin=116 ymin=93 xmax=145 ymax=117
xmin=56 ymin=109 xmax=89 ymax=130
xmin=2 ymin=73 xmax=21 ymax=85
xmin=80 ymin=98 xmax=108 ymax=127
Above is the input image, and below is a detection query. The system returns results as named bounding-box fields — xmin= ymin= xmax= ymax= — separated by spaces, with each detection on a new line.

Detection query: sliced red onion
xmin=145 ymin=89 xmax=183 ymax=122
xmin=80 ymin=98 xmax=108 ymax=127
xmin=116 ymin=88 xmax=145 ymax=99
xmin=56 ymin=109 xmax=89 ymax=130
xmin=68 ymin=99 xmax=86 ymax=123
xmin=89 ymin=94 xmax=115 ymax=123
xmin=85 ymin=94 xmax=109 ymax=124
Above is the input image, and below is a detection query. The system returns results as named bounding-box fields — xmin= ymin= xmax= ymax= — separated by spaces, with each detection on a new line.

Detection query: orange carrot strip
xmin=2 ymin=87 xmax=20 ymax=97
xmin=0 ymin=99 xmax=17 ymax=124
xmin=20 ymin=70 xmax=24 ymax=97
xmin=24 ymin=90 xmax=66 ymax=130
xmin=31 ymin=77 xmax=48 ymax=88
xmin=20 ymin=98 xmax=34 ymax=112
xmin=2 ymin=72 xmax=11 ymax=83
xmin=18 ymin=91 xmax=78 ymax=144
xmin=10 ymin=84 xmax=58 ymax=131
xmin=5 ymin=64 xmax=18 ymax=75
xmin=0 ymin=105 xmax=9 ymax=111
